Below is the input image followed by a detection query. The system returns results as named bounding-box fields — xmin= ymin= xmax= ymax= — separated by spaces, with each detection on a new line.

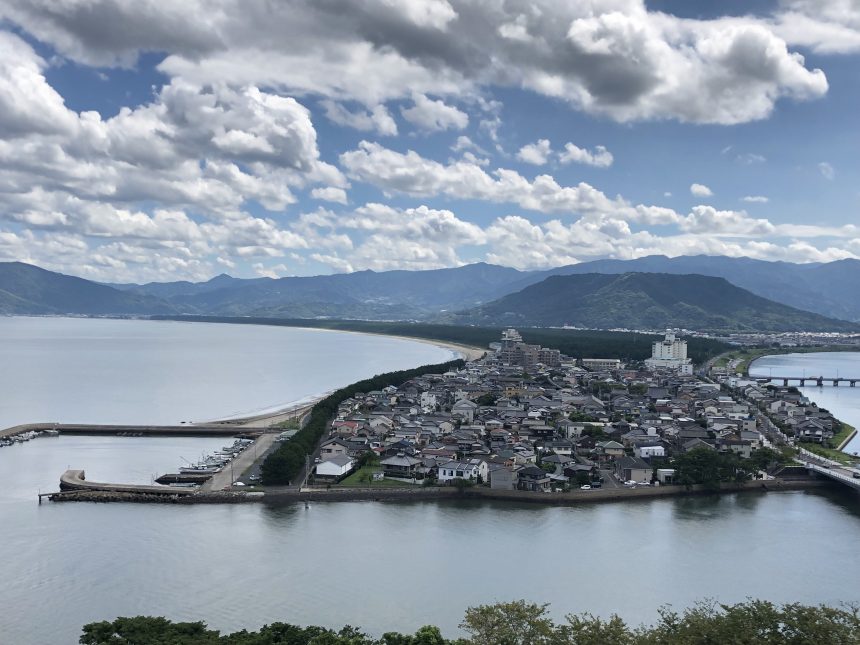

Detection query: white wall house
xmin=315 ymin=455 xmax=354 ymax=480
xmin=437 ymin=460 xmax=480 ymax=483
xmin=635 ymin=445 xmax=666 ymax=460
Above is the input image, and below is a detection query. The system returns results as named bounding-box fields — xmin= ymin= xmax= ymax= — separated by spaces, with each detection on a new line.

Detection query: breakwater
xmin=1 ymin=422 xmax=255 ymax=439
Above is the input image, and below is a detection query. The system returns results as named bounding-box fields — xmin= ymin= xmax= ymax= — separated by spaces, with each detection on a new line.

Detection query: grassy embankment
xmin=800 ymin=422 xmax=859 ymax=465
xmin=714 ymin=344 xmax=860 ymax=376
xmin=337 ymin=466 xmax=415 ymax=488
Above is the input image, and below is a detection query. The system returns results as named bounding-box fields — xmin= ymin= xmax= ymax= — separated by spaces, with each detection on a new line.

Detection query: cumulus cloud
xmin=680 ymin=205 xmax=775 ymax=236
xmin=690 ymin=183 xmax=714 ymax=197
xmin=559 ymin=142 xmax=614 ymax=168
xmin=773 ymin=0 xmax=860 ymax=54
xmin=0 ymin=0 xmax=829 ymax=125
xmin=311 ymin=187 xmax=348 ymax=204
xmin=302 ymin=203 xmax=484 ymax=271
xmin=516 ymin=139 xmax=552 ymax=166
xmin=742 ymin=195 xmax=769 ymax=203
xmin=340 ymin=141 xmax=633 ymax=217
xmin=320 ymin=100 xmax=398 ymax=136
xmin=400 ymin=93 xmax=468 ymax=131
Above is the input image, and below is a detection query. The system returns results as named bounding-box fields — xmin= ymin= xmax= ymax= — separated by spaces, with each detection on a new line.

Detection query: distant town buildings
xmin=581 ymin=358 xmax=622 ymax=371
xmin=645 ymin=331 xmax=694 ymax=375
xmin=498 ymin=328 xmax=561 ymax=370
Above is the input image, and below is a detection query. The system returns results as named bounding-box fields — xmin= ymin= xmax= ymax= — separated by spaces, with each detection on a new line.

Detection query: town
xmin=309 ymin=329 xmax=850 ymax=492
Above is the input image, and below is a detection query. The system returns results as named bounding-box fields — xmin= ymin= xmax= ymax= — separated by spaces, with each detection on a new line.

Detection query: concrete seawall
xmin=258 ymin=478 xmax=833 ymax=506
xmin=2 ymin=422 xmax=255 ymax=439
xmin=59 ymin=469 xmax=195 ymax=497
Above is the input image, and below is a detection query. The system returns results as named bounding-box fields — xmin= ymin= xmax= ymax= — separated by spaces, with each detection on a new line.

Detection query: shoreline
xmin=748 ymin=351 xmax=860 ymax=459
xmin=154 ymin=315 xmax=488 ymax=362
xmin=48 ymin=477 xmax=835 ymax=505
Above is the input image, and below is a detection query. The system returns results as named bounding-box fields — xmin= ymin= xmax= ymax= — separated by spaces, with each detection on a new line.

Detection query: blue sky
xmin=0 ymin=0 xmax=858 ymax=282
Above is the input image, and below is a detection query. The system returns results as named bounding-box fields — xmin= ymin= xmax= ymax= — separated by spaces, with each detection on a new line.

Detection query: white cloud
xmin=516 ymin=139 xmax=552 ymax=166
xmin=310 ymin=187 xmax=348 ymax=204
xmin=339 ymin=141 xmax=634 ymax=217
xmin=680 ymin=205 xmax=775 ymax=236
xmin=400 ymin=93 xmax=468 ymax=132
xmin=737 ymin=153 xmax=766 ymax=165
xmin=819 ymin=161 xmax=835 ymax=180
xmin=559 ymin=142 xmax=614 ymax=168
xmin=0 ymin=32 xmax=79 ymax=137
xmin=320 ymin=100 xmax=398 ymax=136
xmin=773 ymin=0 xmax=860 ymax=54
xmin=741 ymin=195 xmax=769 ymax=203
xmin=690 ymin=183 xmax=714 ymax=197
xmin=0 ymin=1 xmax=829 ymax=125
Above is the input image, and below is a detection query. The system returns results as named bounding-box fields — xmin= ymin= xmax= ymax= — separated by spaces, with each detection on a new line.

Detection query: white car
xmin=580 ymin=484 xmax=591 ymax=490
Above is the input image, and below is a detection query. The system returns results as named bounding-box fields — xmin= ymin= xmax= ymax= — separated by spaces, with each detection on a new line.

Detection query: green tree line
xmin=154 ymin=316 xmax=729 ymax=363
xmin=80 ymin=599 xmax=860 ymax=644
xmin=671 ymin=447 xmax=788 ymax=489
xmin=260 ymin=358 xmax=464 ymax=485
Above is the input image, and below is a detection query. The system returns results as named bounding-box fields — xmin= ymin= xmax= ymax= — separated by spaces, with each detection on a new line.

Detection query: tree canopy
xmin=80 ymin=599 xmax=860 ymax=644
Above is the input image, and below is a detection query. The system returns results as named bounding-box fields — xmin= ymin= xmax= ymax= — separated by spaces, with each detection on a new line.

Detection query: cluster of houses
xmin=312 ymin=330 xmax=768 ymax=491
xmin=717 ymin=375 xmax=838 ymax=445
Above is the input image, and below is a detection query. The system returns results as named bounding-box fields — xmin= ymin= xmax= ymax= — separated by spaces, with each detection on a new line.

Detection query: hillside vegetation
xmin=459 ymin=273 xmax=859 ymax=333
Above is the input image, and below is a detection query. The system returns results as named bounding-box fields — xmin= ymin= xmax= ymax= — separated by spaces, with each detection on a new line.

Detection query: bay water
xmin=1 ymin=323 xmax=859 ymax=643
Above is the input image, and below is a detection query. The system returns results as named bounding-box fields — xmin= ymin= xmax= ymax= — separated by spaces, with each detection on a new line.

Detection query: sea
xmin=1 ymin=320 xmax=859 ymax=644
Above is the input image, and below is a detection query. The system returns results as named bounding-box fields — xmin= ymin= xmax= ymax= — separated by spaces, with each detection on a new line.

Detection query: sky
xmin=0 ymin=0 xmax=859 ymax=283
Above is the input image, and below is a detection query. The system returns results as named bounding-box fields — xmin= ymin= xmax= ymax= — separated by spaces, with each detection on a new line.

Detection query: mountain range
xmin=2 ymin=256 xmax=860 ymax=332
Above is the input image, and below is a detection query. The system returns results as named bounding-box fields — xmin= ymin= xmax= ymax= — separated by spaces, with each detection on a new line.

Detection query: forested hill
xmin=456 ymin=273 xmax=860 ymax=333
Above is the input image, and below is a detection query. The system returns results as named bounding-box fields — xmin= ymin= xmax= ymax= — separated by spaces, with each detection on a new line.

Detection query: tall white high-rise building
xmin=645 ymin=330 xmax=693 ymax=375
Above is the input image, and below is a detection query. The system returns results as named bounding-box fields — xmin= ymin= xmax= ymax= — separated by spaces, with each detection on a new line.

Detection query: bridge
xmin=795 ymin=448 xmax=860 ymax=491
xmin=755 ymin=376 xmax=859 ymax=387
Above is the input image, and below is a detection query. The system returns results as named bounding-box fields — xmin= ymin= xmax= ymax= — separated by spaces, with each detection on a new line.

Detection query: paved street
xmin=201 ymin=433 xmax=277 ymax=492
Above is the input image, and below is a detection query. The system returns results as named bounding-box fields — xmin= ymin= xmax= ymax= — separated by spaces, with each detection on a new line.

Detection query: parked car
xmin=580 ymin=484 xmax=591 ymax=490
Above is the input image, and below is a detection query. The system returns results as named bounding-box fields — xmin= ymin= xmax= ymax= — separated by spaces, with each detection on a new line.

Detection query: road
xmin=201 ymin=433 xmax=277 ymax=492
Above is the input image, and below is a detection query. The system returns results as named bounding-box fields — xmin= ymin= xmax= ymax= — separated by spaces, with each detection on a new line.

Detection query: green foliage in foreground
xmin=261 ymin=358 xmax=464 ymax=485
xmin=80 ymin=599 xmax=860 ymax=644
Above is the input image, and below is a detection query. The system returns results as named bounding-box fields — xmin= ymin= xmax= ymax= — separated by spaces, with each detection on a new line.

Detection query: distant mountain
xmin=8 ymin=256 xmax=860 ymax=326
xmin=114 ymin=262 xmax=526 ymax=318
xmin=0 ymin=262 xmax=177 ymax=315
xmin=110 ymin=273 xmax=270 ymax=300
xmin=454 ymin=273 xmax=860 ymax=333
xmin=523 ymin=255 xmax=860 ymax=322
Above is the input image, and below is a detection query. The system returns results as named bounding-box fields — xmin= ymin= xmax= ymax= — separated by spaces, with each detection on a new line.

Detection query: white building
xmin=645 ymin=331 xmax=693 ymax=375
xmin=315 ymin=455 xmax=354 ymax=480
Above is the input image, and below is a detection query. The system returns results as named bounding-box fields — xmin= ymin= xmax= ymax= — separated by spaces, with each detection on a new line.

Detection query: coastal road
xmin=201 ymin=433 xmax=277 ymax=492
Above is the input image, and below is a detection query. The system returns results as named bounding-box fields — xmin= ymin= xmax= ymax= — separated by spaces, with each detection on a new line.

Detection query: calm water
xmin=0 ymin=317 xmax=456 ymax=429
xmin=749 ymin=352 xmax=860 ymax=454
xmin=2 ymin=436 xmax=860 ymax=644
xmin=1 ymin=325 xmax=860 ymax=643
